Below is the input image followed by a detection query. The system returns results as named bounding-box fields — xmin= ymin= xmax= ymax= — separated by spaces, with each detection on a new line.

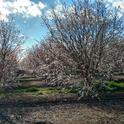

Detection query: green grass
xmin=95 ymin=80 xmax=124 ymax=93
xmin=0 ymin=87 xmax=80 ymax=97
xmin=104 ymin=81 xmax=124 ymax=94
xmin=0 ymin=80 xmax=123 ymax=98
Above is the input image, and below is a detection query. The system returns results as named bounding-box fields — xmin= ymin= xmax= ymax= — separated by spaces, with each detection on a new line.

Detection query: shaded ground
xmin=0 ymin=102 xmax=124 ymax=124
xmin=0 ymin=85 xmax=123 ymax=108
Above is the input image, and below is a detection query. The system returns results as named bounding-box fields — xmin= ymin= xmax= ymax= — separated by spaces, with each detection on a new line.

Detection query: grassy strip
xmin=0 ymin=81 xmax=123 ymax=97
xmin=102 ymin=81 xmax=124 ymax=92
xmin=0 ymin=87 xmax=80 ymax=97
xmin=95 ymin=80 xmax=124 ymax=92
xmin=105 ymin=81 xmax=124 ymax=90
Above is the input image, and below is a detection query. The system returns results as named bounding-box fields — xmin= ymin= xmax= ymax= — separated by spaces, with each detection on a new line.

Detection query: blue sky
xmin=12 ymin=0 xmax=59 ymax=48
xmin=0 ymin=0 xmax=63 ymax=48
xmin=0 ymin=0 xmax=124 ymax=49
xmin=16 ymin=0 xmax=59 ymax=48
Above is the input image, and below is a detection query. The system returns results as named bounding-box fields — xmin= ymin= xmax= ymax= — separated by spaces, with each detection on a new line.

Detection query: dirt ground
xmin=0 ymin=102 xmax=124 ymax=124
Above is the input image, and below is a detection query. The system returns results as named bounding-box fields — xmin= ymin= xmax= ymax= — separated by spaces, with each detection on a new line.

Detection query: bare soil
xmin=0 ymin=95 xmax=124 ymax=124
xmin=0 ymin=102 xmax=123 ymax=124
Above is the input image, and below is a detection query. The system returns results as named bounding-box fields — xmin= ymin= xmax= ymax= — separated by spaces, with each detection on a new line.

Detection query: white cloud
xmin=0 ymin=0 xmax=46 ymax=21
xmin=108 ymin=0 xmax=124 ymax=17
xmin=46 ymin=4 xmax=64 ymax=20
xmin=112 ymin=0 xmax=124 ymax=9
xmin=46 ymin=4 xmax=75 ymax=20
xmin=46 ymin=0 xmax=124 ymax=20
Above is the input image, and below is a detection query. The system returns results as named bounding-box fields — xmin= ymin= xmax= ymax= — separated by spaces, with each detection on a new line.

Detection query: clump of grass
xmin=69 ymin=88 xmax=80 ymax=94
xmin=25 ymin=87 xmax=39 ymax=92
xmin=33 ymin=91 xmax=43 ymax=96
xmin=95 ymin=80 xmax=124 ymax=93
xmin=105 ymin=81 xmax=124 ymax=91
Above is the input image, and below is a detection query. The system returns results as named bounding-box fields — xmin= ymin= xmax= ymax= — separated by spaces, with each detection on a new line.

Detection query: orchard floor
xmin=0 ymin=99 xmax=124 ymax=124
xmin=0 ymin=80 xmax=123 ymax=124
